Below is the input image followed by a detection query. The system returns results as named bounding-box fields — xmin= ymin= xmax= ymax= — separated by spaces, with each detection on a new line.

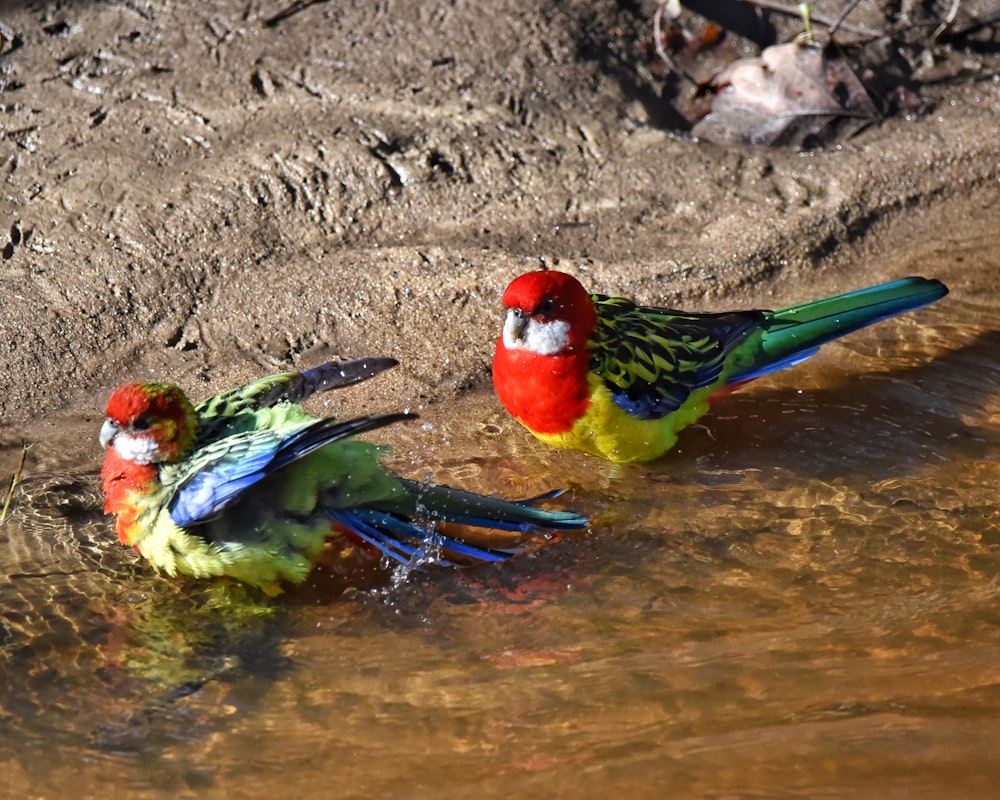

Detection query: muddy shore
xmin=1 ymin=1 xmax=997 ymax=429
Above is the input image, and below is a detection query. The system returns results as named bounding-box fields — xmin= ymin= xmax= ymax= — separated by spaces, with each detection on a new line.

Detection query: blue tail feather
xmin=328 ymin=508 xmax=514 ymax=566
xmin=329 ymin=509 xmax=423 ymax=564
xmin=351 ymin=507 xmax=514 ymax=562
xmin=727 ymin=347 xmax=818 ymax=384
xmin=328 ymin=484 xmax=587 ymax=567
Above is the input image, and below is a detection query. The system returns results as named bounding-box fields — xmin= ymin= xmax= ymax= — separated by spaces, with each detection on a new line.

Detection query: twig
xmin=744 ymin=0 xmax=881 ymax=37
xmin=263 ymin=0 xmax=332 ymax=28
xmin=652 ymin=0 xmax=698 ymax=84
xmin=0 ymin=441 xmax=31 ymax=525
xmin=946 ymin=9 xmax=1000 ymax=38
xmin=0 ymin=20 xmax=23 ymax=56
xmin=828 ymin=0 xmax=863 ymax=37
xmin=931 ymin=0 xmax=961 ymax=43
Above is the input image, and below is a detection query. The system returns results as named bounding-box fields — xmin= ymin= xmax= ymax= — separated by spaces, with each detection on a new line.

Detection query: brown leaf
xmin=692 ymin=42 xmax=879 ymax=148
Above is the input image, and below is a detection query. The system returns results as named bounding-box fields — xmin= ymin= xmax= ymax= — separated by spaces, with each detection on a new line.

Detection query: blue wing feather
xmin=170 ymin=441 xmax=283 ymax=527
xmin=168 ymin=413 xmax=412 ymax=528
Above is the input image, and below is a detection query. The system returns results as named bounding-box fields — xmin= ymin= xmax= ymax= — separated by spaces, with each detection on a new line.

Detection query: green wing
xmin=195 ymin=374 xmax=302 ymax=420
xmin=194 ymin=358 xmax=398 ymax=441
xmin=589 ymin=294 xmax=764 ymax=420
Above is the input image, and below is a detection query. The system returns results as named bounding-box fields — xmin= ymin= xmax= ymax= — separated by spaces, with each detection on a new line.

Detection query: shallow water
xmin=2 ymin=225 xmax=999 ymax=798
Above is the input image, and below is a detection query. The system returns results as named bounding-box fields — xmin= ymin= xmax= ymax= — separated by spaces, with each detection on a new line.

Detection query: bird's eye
xmin=537 ymin=297 xmax=556 ymax=315
xmin=131 ymin=418 xmax=152 ymax=432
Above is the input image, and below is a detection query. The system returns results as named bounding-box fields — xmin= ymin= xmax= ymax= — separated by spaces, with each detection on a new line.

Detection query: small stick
xmin=0 ymin=441 xmax=31 ymax=524
xmin=652 ymin=0 xmax=698 ymax=85
xmin=931 ymin=0 xmax=961 ymax=43
xmin=827 ymin=0 xmax=863 ymax=37
xmin=745 ymin=0 xmax=881 ymax=37
xmin=263 ymin=0 xmax=331 ymax=28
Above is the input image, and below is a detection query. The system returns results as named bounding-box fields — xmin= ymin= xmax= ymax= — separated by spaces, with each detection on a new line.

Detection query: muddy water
xmin=2 ymin=226 xmax=999 ymax=798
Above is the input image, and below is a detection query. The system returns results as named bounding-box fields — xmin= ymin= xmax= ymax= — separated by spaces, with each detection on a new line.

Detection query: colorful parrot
xmin=99 ymin=357 xmax=587 ymax=593
xmin=493 ymin=270 xmax=948 ymax=463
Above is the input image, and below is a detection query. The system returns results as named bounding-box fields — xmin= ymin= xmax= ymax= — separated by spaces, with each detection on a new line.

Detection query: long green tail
xmin=397 ymin=481 xmax=588 ymax=532
xmin=728 ymin=277 xmax=948 ymax=384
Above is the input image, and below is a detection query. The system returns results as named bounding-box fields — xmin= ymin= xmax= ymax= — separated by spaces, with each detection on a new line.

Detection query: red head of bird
xmin=499 ymin=270 xmax=597 ymax=356
xmin=493 ymin=271 xmax=597 ymax=435
xmin=100 ymin=383 xmax=198 ymax=465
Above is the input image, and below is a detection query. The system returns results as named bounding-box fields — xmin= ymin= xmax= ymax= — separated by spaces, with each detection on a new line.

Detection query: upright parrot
xmin=99 ymin=358 xmax=587 ymax=593
xmin=493 ymin=270 xmax=948 ymax=463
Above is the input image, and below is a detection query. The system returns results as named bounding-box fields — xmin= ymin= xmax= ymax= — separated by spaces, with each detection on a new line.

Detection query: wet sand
xmin=0 ymin=0 xmax=997 ymax=429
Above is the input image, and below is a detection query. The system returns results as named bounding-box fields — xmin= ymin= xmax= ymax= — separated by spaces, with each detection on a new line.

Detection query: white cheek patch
xmin=114 ymin=432 xmax=163 ymax=465
xmin=503 ymin=311 xmax=571 ymax=356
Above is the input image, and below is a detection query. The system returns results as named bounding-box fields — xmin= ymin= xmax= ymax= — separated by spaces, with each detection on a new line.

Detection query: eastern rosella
xmin=493 ymin=270 xmax=948 ymax=463
xmin=99 ymin=358 xmax=587 ymax=593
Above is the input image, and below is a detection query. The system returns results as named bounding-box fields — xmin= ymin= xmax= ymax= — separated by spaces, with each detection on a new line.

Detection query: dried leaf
xmin=691 ymin=41 xmax=879 ymax=148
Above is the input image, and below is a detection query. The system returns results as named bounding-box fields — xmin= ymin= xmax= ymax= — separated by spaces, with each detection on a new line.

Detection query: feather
xmin=168 ymin=414 xmax=412 ymax=527
xmin=589 ymin=294 xmax=763 ymax=420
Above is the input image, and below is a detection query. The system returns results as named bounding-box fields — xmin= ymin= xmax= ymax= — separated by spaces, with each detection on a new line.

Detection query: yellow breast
xmin=532 ymin=374 xmax=715 ymax=463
